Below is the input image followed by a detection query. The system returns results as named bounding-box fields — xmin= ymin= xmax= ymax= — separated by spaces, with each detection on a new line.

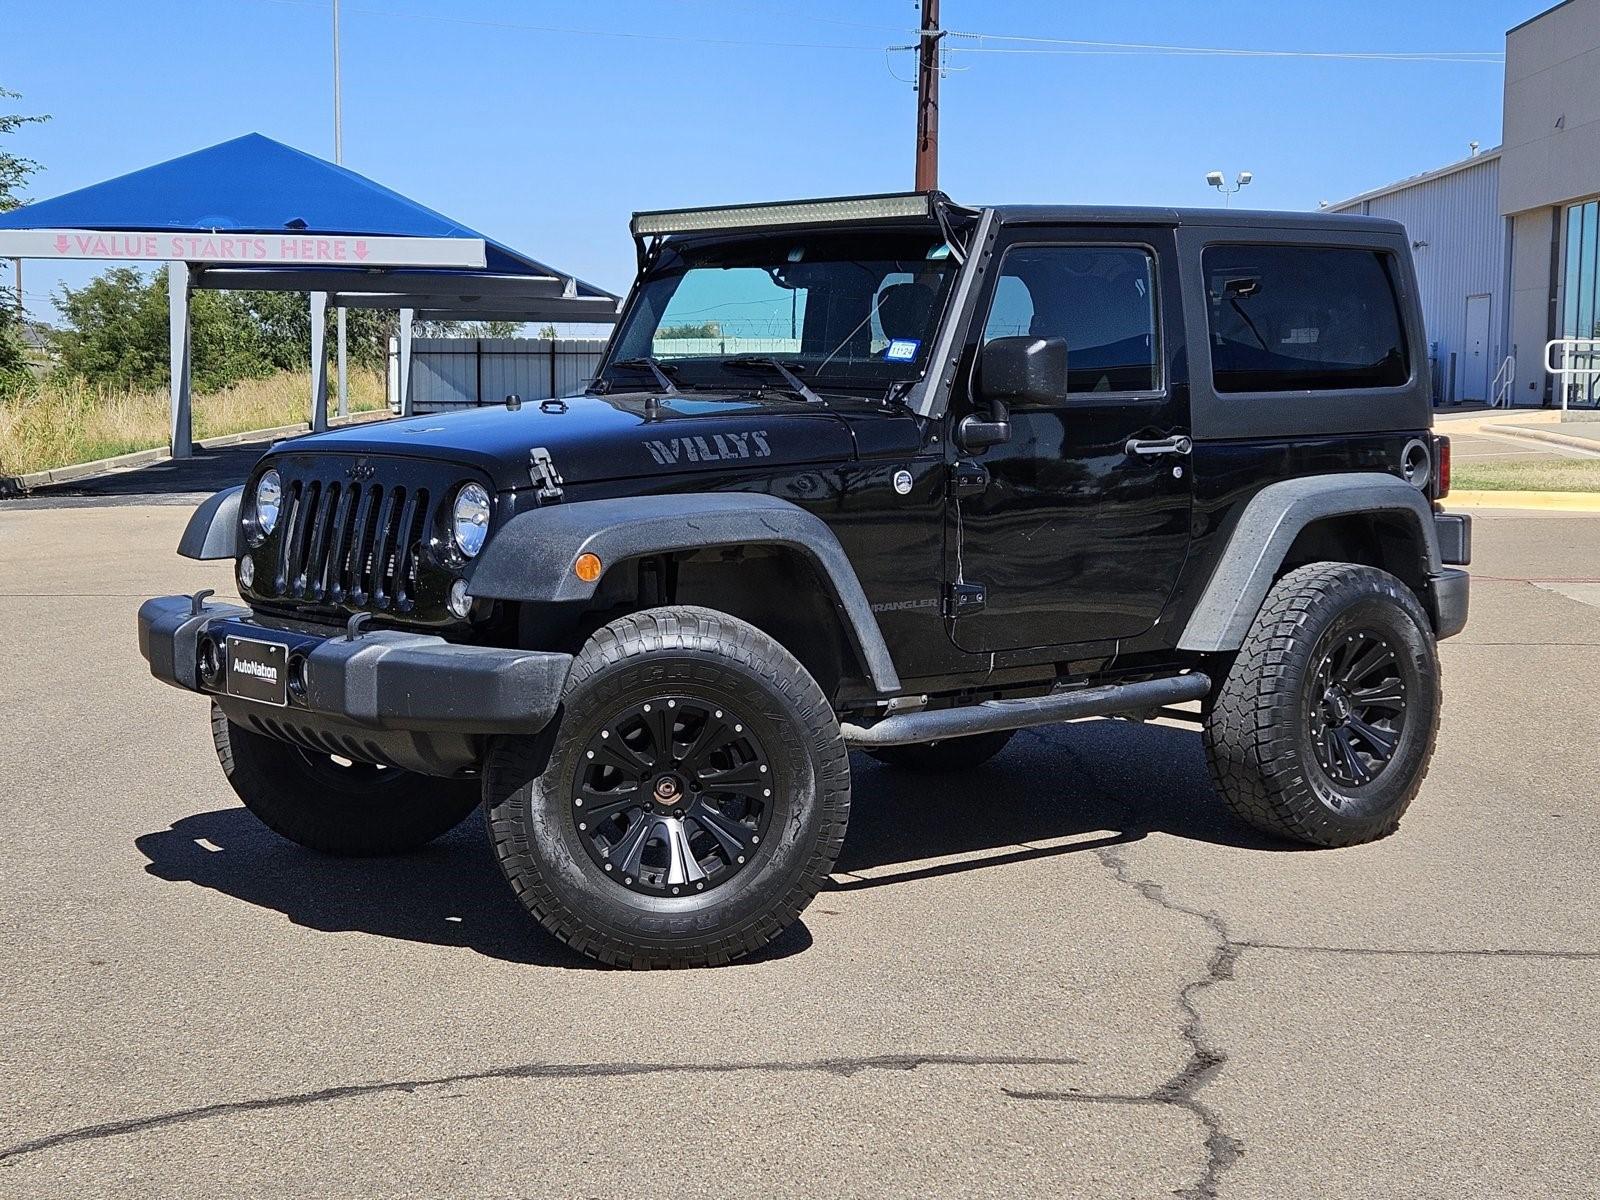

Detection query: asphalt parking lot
xmin=2 ymin=495 xmax=1598 ymax=1198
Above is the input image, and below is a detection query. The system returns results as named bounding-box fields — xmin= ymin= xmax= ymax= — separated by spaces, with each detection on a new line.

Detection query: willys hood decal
xmin=268 ymin=391 xmax=864 ymax=491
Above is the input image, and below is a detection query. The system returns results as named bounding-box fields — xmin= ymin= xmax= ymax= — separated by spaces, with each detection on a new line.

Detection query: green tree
xmin=54 ymin=268 xmax=271 ymax=391
xmin=235 ymin=290 xmax=393 ymax=371
xmin=658 ymin=321 xmax=721 ymax=339
xmin=414 ymin=318 xmax=522 ymax=338
xmin=0 ymin=85 xmax=48 ymax=386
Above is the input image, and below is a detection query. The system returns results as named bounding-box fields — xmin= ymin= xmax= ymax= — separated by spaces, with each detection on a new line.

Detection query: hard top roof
xmin=987 ymin=203 xmax=1404 ymax=234
xmin=630 ymin=191 xmax=1405 ymax=241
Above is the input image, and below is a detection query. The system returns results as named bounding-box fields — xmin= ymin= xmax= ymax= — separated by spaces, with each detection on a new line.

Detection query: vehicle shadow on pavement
xmin=133 ymin=720 xmax=1291 ymax=969
xmin=835 ymin=719 xmax=1299 ymax=887
xmin=134 ymin=809 xmax=812 ymax=969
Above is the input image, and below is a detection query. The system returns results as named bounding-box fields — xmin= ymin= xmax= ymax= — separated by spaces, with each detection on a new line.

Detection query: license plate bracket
xmin=225 ymin=635 xmax=289 ymax=707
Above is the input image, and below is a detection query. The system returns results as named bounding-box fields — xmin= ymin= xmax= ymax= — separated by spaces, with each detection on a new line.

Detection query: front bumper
xmin=137 ymin=595 xmax=571 ymax=776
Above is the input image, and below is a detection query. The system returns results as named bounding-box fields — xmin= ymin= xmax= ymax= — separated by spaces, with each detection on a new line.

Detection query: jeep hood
xmin=272 ymin=391 xmax=862 ymax=491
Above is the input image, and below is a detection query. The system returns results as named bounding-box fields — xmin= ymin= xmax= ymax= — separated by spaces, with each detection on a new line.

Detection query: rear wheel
xmin=866 ymin=730 xmax=1015 ymax=772
xmin=211 ymin=704 xmax=480 ymax=855
xmin=485 ymin=606 xmax=850 ymax=968
xmin=1203 ymin=563 xmax=1441 ymax=847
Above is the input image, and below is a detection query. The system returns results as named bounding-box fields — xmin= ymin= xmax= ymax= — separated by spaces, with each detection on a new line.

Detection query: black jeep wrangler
xmin=139 ymin=192 xmax=1470 ymax=967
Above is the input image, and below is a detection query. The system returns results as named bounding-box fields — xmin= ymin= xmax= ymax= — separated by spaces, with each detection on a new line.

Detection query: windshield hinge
xmin=529 ymin=446 xmax=564 ymax=503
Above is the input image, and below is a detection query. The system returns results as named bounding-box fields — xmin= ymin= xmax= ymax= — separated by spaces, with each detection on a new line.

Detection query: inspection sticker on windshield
xmin=885 ymin=339 xmax=920 ymax=362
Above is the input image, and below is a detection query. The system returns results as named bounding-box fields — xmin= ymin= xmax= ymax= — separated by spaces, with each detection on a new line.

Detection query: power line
xmin=231 ymin=0 xmax=1505 ymax=65
xmin=661 ymin=0 xmax=914 ymax=35
xmin=943 ymin=28 xmax=1503 ymax=64
xmin=236 ymin=0 xmax=890 ymax=52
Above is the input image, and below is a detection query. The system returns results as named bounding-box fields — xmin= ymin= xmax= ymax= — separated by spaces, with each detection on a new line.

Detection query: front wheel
xmin=211 ymin=705 xmax=481 ymax=855
xmin=485 ymin=607 xmax=851 ymax=968
xmin=1203 ymin=563 xmax=1441 ymax=848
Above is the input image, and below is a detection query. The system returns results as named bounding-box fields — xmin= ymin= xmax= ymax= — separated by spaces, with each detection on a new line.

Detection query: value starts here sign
xmin=0 ymin=229 xmax=489 ymax=268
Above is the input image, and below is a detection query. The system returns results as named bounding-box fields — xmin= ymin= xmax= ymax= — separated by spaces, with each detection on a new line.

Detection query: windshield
xmin=603 ymin=230 xmax=960 ymax=396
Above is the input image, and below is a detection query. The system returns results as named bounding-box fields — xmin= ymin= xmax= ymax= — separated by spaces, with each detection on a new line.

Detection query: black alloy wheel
xmin=1202 ymin=562 xmax=1442 ymax=848
xmin=573 ymin=696 xmax=774 ymax=896
xmin=1306 ymin=629 xmax=1408 ymax=788
xmin=484 ymin=606 xmax=851 ymax=969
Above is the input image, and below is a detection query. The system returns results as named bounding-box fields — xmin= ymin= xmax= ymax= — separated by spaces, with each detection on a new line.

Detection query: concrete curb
xmin=0 ymin=409 xmax=392 ymax=498
xmin=1447 ymin=490 xmax=1600 ymax=512
xmin=1491 ymin=423 xmax=1600 ymax=456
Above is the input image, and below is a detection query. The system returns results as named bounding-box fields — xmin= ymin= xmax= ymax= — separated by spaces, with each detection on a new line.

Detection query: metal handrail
xmin=1544 ymin=338 xmax=1600 ymax=411
xmin=1491 ymin=354 xmax=1516 ymax=408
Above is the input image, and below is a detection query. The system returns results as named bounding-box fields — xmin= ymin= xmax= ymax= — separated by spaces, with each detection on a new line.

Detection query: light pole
xmin=333 ymin=0 xmax=348 ymax=418
xmin=1206 ymin=169 xmax=1253 ymax=207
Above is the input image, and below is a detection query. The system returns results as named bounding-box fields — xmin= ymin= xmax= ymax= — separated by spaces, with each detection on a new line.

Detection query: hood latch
xmin=529 ymin=446 xmax=564 ymax=503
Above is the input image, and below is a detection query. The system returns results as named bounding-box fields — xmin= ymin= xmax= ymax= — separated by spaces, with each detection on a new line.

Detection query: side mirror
xmin=979 ymin=336 xmax=1069 ymax=408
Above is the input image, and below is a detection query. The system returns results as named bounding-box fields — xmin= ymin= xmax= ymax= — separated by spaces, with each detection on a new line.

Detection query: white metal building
xmin=1326 ymin=0 xmax=1600 ymax=409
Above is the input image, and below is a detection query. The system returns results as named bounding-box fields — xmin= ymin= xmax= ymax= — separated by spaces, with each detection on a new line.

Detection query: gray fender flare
xmin=1178 ymin=473 xmax=1441 ymax=653
xmin=467 ymin=493 xmax=902 ymax=694
xmin=178 ymin=486 xmax=243 ymax=560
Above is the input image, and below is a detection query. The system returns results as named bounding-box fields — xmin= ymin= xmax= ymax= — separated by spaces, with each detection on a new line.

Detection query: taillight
xmin=1433 ymin=435 xmax=1451 ymax=499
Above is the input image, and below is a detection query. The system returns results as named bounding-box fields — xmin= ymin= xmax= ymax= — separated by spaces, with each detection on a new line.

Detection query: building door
xmin=1461 ymin=294 xmax=1491 ymax=402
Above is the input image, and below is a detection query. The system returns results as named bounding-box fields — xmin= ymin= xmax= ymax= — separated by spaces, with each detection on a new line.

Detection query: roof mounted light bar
xmin=630 ymin=192 xmax=940 ymax=238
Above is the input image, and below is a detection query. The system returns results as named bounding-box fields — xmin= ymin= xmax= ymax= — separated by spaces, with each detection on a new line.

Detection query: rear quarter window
xmin=1204 ymin=245 xmax=1409 ymax=393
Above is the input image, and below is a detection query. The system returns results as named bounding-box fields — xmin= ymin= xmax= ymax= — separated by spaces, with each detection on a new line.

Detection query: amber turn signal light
xmin=574 ymin=553 xmax=602 ymax=583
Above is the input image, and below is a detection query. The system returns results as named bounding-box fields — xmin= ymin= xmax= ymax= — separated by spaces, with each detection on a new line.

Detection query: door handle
xmin=1125 ymin=434 xmax=1192 ymax=458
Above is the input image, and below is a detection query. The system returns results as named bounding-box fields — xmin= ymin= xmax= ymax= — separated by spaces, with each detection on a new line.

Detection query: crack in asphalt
xmin=1240 ymin=941 xmax=1600 ymax=961
xmin=1086 ymin=846 xmax=1243 ymax=1200
xmin=1007 ymin=731 xmax=1245 ymax=1198
xmin=0 ymin=1052 xmax=1083 ymax=1167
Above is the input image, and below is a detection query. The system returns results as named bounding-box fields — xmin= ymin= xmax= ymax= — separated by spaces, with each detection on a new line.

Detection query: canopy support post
xmin=167 ymin=262 xmax=193 ymax=460
xmin=398 ymin=307 xmax=415 ymax=417
xmin=309 ymin=291 xmax=330 ymax=433
xmin=336 ymin=307 xmax=349 ymax=417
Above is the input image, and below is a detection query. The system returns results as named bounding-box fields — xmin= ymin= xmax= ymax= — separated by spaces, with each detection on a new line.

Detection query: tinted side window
xmin=1204 ymin=245 xmax=1409 ymax=393
xmin=982 ymin=245 xmax=1158 ymax=393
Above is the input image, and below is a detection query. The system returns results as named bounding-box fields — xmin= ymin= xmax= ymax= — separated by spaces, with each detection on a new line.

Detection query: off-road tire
xmin=865 ymin=730 xmax=1015 ymax=772
xmin=1203 ymin=562 xmax=1441 ymax=848
xmin=211 ymin=704 xmax=481 ymax=855
xmin=484 ymin=606 xmax=851 ymax=969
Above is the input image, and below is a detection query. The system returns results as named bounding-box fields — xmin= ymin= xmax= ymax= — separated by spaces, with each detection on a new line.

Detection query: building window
xmin=1203 ymin=245 xmax=1409 ymax=393
xmin=1560 ymin=200 xmax=1600 ymax=404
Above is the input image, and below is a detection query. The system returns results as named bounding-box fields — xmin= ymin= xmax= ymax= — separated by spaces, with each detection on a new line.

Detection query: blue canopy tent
xmin=0 ymin=134 xmax=618 ymax=455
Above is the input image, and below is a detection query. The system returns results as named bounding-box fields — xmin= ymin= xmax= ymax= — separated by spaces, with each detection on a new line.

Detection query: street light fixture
xmin=1207 ymin=169 xmax=1253 ymax=207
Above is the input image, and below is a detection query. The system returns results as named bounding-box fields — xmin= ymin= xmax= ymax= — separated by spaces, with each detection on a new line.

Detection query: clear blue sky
xmin=3 ymin=0 xmax=1528 ymax=322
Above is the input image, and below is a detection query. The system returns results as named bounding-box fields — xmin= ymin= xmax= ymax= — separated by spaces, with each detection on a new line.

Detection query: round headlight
xmin=255 ymin=469 xmax=282 ymax=536
xmin=452 ymin=482 xmax=491 ymax=558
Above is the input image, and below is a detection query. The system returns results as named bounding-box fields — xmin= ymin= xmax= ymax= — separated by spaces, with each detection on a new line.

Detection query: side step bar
xmin=841 ymin=673 xmax=1212 ymax=748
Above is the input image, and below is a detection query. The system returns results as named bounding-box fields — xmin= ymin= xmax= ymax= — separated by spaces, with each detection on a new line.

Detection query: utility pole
xmin=914 ymin=0 xmax=942 ymax=192
xmin=332 ymin=0 xmax=343 ymax=165
xmin=332 ymin=0 xmax=349 ymax=418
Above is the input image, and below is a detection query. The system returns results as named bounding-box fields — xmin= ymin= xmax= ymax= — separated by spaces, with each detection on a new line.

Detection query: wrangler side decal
xmin=645 ymin=430 xmax=772 ymax=466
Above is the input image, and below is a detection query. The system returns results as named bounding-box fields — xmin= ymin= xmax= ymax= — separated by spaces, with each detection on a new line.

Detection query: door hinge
xmin=945 ymin=581 xmax=986 ymax=617
xmin=948 ymin=460 xmax=989 ymax=498
xmin=529 ymin=446 xmax=564 ymax=502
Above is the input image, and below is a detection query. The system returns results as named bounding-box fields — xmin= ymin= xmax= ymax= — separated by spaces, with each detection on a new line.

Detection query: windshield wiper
xmin=608 ymin=356 xmax=682 ymax=395
xmin=721 ymin=356 xmax=824 ymax=405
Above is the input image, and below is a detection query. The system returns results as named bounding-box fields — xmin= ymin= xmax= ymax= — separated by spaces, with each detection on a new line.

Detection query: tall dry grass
xmin=0 ymin=369 xmax=387 ymax=477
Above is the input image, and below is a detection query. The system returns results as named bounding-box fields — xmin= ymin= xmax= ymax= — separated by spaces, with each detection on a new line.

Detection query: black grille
xmin=273 ymin=478 xmax=431 ymax=611
xmin=244 ymin=453 xmax=481 ymax=625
